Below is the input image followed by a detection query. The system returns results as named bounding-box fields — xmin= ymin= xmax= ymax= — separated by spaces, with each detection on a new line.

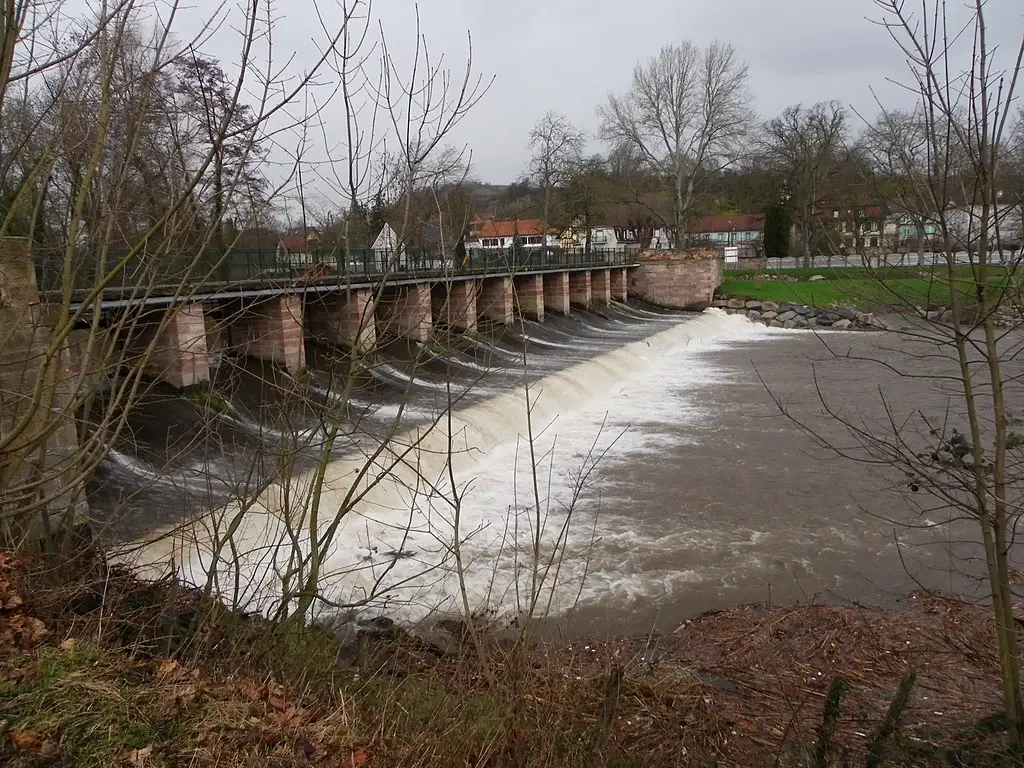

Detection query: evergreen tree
xmin=763 ymin=201 xmax=791 ymax=260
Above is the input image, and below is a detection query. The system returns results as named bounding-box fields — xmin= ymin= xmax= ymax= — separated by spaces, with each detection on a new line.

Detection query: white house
xmin=467 ymin=218 xmax=558 ymax=251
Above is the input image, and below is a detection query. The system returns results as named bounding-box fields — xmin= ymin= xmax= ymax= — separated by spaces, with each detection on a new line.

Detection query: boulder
xmin=761 ymin=311 xmax=778 ymax=321
xmin=783 ymin=320 xmax=797 ymax=329
xmin=809 ymin=274 xmax=827 ymax=282
xmin=778 ymin=303 xmax=798 ymax=314
xmin=777 ymin=310 xmax=797 ymax=322
xmin=745 ymin=300 xmax=763 ymax=310
xmin=816 ymin=314 xmax=834 ymax=326
xmin=793 ymin=315 xmax=810 ymax=328
xmin=712 ymin=299 xmax=731 ymax=308
xmin=856 ymin=312 xmax=874 ymax=326
xmin=769 ymin=319 xmax=784 ymax=328
xmin=727 ymin=298 xmax=746 ymax=310
xmin=834 ymin=307 xmax=858 ymax=321
xmin=832 ymin=319 xmax=853 ymax=330
xmin=747 ymin=310 xmax=762 ymax=321
xmin=792 ymin=305 xmax=812 ymax=316
xmin=806 ymin=308 xmax=821 ymax=318
xmin=762 ymin=301 xmax=780 ymax=312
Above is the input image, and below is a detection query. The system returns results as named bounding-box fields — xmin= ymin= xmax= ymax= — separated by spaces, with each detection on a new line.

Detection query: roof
xmin=593 ymin=203 xmax=666 ymax=230
xmin=279 ymin=233 xmax=313 ymax=252
xmin=471 ymin=219 xmax=553 ymax=238
xmin=690 ymin=213 xmax=765 ymax=234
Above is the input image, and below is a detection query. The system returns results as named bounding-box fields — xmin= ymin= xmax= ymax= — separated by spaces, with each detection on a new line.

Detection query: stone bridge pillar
xmin=229 ymin=295 xmax=306 ymax=372
xmin=378 ymin=284 xmax=432 ymax=342
xmin=0 ymin=237 xmax=88 ymax=539
xmin=628 ymin=250 xmax=724 ymax=309
xmin=543 ymin=272 xmax=570 ymax=315
xmin=569 ymin=271 xmax=592 ymax=308
xmin=591 ymin=269 xmax=612 ymax=305
xmin=513 ymin=274 xmax=545 ymax=321
xmin=610 ymin=268 xmax=628 ymax=302
xmin=432 ymin=281 xmax=478 ymax=333
xmin=308 ymin=288 xmax=376 ymax=353
xmin=142 ymin=303 xmax=211 ymax=388
xmin=479 ymin=276 xmax=513 ymax=324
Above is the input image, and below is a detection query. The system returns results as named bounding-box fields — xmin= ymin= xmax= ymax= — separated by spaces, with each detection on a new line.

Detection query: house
xmin=690 ymin=213 xmax=765 ymax=249
xmin=467 ymin=218 xmax=558 ymax=252
xmin=276 ymin=228 xmax=322 ymax=266
xmin=370 ymin=221 xmax=453 ymax=272
xmin=559 ymin=204 xmax=671 ymax=252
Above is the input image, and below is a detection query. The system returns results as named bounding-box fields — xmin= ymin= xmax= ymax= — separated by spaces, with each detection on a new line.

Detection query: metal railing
xmin=34 ymin=245 xmax=635 ymax=300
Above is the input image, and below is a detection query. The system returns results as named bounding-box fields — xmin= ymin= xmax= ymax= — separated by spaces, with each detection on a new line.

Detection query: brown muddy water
xmin=95 ymin=308 xmax=1023 ymax=635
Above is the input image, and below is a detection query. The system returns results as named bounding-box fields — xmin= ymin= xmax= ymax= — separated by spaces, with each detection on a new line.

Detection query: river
xmin=89 ymin=305 xmax=1019 ymax=633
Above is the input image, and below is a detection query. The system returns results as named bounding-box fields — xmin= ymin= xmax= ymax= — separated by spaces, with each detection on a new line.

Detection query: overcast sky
xmin=188 ymin=0 xmax=1022 ymax=191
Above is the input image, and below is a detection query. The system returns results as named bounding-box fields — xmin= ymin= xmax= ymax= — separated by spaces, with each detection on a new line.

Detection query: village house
xmin=467 ymin=218 xmax=559 ymax=252
xmin=559 ymin=204 xmax=671 ymax=252
xmin=371 ymin=221 xmax=451 ymax=272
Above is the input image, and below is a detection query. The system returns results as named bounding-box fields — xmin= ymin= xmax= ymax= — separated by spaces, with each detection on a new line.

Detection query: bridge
xmin=7 ymin=238 xmax=723 ymax=391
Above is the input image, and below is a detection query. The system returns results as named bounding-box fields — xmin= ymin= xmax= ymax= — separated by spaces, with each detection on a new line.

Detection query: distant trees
xmin=759 ymin=102 xmax=848 ymax=267
xmin=599 ymin=41 xmax=752 ymax=249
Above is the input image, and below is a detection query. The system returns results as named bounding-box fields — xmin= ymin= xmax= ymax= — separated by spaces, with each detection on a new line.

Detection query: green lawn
xmin=720 ymin=268 xmax=1016 ymax=311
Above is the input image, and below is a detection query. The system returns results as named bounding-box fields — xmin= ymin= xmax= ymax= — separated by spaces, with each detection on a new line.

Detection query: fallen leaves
xmin=10 ymin=729 xmax=59 ymax=757
xmin=0 ymin=614 xmax=48 ymax=652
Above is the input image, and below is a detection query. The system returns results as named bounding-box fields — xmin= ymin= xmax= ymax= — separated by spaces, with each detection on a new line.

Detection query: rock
xmin=769 ymin=319 xmax=784 ymax=328
xmin=777 ymin=311 xmax=797 ymax=322
xmin=792 ymin=305 xmax=812 ymax=316
xmin=747 ymin=310 xmax=762 ymax=321
xmin=809 ymin=274 xmax=827 ymax=282
xmin=744 ymin=300 xmax=763 ymax=310
xmin=761 ymin=311 xmax=778 ymax=320
xmin=762 ymin=301 xmax=780 ymax=312
xmin=925 ymin=309 xmax=943 ymax=321
xmin=793 ymin=315 xmax=810 ymax=328
xmin=727 ymin=298 xmax=746 ymax=310
xmin=783 ymin=320 xmax=797 ymax=329
xmin=712 ymin=299 xmax=730 ymax=308
xmin=816 ymin=314 xmax=834 ymax=326
xmin=856 ymin=312 xmax=874 ymax=326
xmin=806 ymin=308 xmax=821 ymax=318
xmin=832 ymin=319 xmax=853 ymax=330
xmin=778 ymin=303 xmax=798 ymax=314
xmin=834 ymin=307 xmax=858 ymax=321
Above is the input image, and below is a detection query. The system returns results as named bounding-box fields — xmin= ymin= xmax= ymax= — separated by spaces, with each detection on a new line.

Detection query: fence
xmin=762 ymin=250 xmax=1022 ymax=271
xmin=33 ymin=245 xmax=634 ymax=299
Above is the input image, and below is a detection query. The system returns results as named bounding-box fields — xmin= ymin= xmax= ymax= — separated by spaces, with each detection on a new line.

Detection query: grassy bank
xmin=721 ymin=265 xmax=1017 ymax=312
xmin=2 ymin=552 xmax=1023 ymax=766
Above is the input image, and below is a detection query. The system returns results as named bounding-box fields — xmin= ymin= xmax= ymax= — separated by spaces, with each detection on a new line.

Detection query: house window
xmin=833 ymin=210 xmax=840 ymax=219
xmin=524 ymin=235 xmax=542 ymax=245
xmin=481 ymin=238 xmax=500 ymax=248
xmin=870 ymin=236 xmax=879 ymax=247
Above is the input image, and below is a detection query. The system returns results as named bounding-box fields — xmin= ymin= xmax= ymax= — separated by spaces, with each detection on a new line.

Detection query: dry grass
xmin=2 ymin=550 xmax=1023 ymax=766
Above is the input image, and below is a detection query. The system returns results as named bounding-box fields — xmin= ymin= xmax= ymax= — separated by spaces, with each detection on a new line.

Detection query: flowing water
xmin=88 ymin=305 xmax=1022 ymax=634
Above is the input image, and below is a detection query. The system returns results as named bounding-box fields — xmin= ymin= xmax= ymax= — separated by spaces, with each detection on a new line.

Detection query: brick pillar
xmin=432 ymin=281 xmax=477 ymax=333
xmin=230 ymin=295 xmax=306 ymax=372
xmin=309 ymin=288 xmax=376 ymax=353
xmin=513 ymin=274 xmax=545 ymax=321
xmin=543 ymin=272 xmax=570 ymax=315
xmin=610 ymin=267 xmax=628 ymax=302
xmin=0 ymin=237 xmax=88 ymax=536
xmin=569 ymin=271 xmax=592 ymax=308
xmin=144 ymin=303 xmax=211 ymax=388
xmin=379 ymin=283 xmax=432 ymax=342
xmin=591 ymin=269 xmax=611 ymax=305
xmin=479 ymin=276 xmax=513 ymax=324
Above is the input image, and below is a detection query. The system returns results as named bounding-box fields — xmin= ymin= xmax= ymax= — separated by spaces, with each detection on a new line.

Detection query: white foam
xmin=125 ymin=310 xmax=774 ymax=620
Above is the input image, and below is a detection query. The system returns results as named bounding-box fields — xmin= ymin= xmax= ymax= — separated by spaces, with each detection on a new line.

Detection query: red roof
xmin=471 ymin=219 xmax=552 ymax=238
xmin=691 ymin=213 xmax=765 ymax=234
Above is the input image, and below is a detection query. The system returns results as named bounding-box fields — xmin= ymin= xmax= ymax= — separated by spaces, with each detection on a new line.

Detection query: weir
xmin=127 ymin=309 xmax=757 ymax=619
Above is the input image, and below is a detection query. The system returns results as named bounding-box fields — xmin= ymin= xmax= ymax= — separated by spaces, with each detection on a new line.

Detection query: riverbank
xmin=1 ymin=551 xmax=1019 ymax=766
xmin=720 ymin=264 xmax=1018 ymax=313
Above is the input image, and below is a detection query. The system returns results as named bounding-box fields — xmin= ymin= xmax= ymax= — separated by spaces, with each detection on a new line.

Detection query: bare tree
xmin=598 ymin=40 xmax=751 ymax=249
xmin=768 ymin=0 xmax=1024 ymax=743
xmin=526 ymin=111 xmax=584 ymax=256
xmin=759 ymin=101 xmax=848 ymax=268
